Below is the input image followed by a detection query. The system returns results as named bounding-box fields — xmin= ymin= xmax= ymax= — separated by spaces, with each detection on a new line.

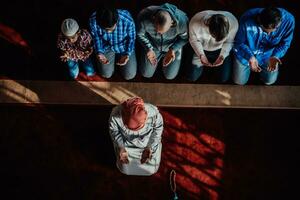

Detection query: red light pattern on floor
xmin=156 ymin=110 xmax=225 ymax=199
xmin=0 ymin=22 xmax=31 ymax=54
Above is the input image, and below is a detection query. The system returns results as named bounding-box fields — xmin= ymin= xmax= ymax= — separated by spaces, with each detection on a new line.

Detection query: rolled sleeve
xmin=147 ymin=112 xmax=163 ymax=150
xmin=125 ymin=20 xmax=136 ymax=55
xmin=89 ymin=14 xmax=105 ymax=55
xmin=109 ymin=114 xmax=125 ymax=148
xmin=189 ymin=20 xmax=205 ymax=57
xmin=272 ymin=16 xmax=295 ymax=59
xmin=233 ymin=23 xmax=254 ymax=61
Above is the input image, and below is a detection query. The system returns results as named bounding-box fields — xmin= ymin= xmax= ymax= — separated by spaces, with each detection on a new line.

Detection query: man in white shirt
xmin=109 ymin=97 xmax=163 ymax=176
xmin=188 ymin=11 xmax=238 ymax=83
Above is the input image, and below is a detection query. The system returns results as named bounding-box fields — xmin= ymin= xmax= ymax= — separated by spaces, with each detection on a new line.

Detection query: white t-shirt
xmin=189 ymin=10 xmax=239 ymax=58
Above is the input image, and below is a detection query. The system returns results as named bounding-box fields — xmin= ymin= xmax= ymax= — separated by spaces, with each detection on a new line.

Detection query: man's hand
xmin=84 ymin=47 xmax=93 ymax=58
xmin=119 ymin=147 xmax=129 ymax=164
xmin=116 ymin=55 xmax=129 ymax=66
xmin=200 ymin=54 xmax=212 ymax=66
xmin=249 ymin=56 xmax=261 ymax=72
xmin=163 ymin=49 xmax=176 ymax=67
xmin=147 ymin=49 xmax=158 ymax=66
xmin=141 ymin=147 xmax=152 ymax=164
xmin=267 ymin=57 xmax=281 ymax=72
xmin=97 ymin=54 xmax=109 ymax=65
xmin=60 ymin=53 xmax=69 ymax=62
xmin=212 ymin=55 xmax=224 ymax=67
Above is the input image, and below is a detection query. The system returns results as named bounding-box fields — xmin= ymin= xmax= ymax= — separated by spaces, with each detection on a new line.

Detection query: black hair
xmin=96 ymin=7 xmax=119 ymax=29
xmin=208 ymin=14 xmax=229 ymax=42
xmin=258 ymin=6 xmax=282 ymax=29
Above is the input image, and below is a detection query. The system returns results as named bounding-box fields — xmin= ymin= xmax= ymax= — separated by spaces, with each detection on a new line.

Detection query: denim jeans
xmin=139 ymin=48 xmax=182 ymax=80
xmin=97 ymin=50 xmax=137 ymax=80
xmin=232 ymin=57 xmax=279 ymax=85
xmin=186 ymin=49 xmax=232 ymax=83
xmin=66 ymin=58 xmax=95 ymax=79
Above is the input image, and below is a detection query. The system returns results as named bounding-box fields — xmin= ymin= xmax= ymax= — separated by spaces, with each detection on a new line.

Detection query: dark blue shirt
xmin=233 ymin=8 xmax=295 ymax=66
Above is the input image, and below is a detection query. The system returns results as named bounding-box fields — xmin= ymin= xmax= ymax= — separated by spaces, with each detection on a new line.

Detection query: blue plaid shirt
xmin=233 ymin=8 xmax=295 ymax=66
xmin=89 ymin=9 xmax=136 ymax=56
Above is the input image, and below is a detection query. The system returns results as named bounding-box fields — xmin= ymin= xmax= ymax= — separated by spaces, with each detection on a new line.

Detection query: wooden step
xmin=1 ymin=79 xmax=299 ymax=109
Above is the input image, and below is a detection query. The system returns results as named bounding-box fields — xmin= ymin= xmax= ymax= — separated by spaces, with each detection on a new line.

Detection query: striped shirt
xmin=89 ymin=9 xmax=136 ymax=56
xmin=57 ymin=29 xmax=93 ymax=61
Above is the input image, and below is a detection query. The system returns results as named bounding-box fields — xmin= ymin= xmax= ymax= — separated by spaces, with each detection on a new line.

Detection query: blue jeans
xmin=187 ymin=49 xmax=232 ymax=83
xmin=139 ymin=48 xmax=182 ymax=80
xmin=97 ymin=50 xmax=137 ymax=80
xmin=66 ymin=58 xmax=95 ymax=79
xmin=233 ymin=57 xmax=279 ymax=85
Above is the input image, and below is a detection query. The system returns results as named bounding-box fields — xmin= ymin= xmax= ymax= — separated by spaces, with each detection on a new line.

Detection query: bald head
xmin=153 ymin=10 xmax=173 ymax=34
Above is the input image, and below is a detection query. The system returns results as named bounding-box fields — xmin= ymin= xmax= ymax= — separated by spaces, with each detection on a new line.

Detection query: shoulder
xmin=175 ymin=7 xmax=188 ymax=21
xmin=138 ymin=6 xmax=158 ymax=21
xmin=89 ymin=11 xmax=98 ymax=28
xmin=176 ymin=10 xmax=189 ymax=29
xmin=57 ymin=33 xmax=65 ymax=41
xmin=221 ymin=11 xmax=239 ymax=29
xmin=110 ymin=105 xmax=122 ymax=119
xmin=191 ymin=11 xmax=208 ymax=21
xmin=240 ymin=8 xmax=261 ymax=21
xmin=221 ymin=11 xmax=238 ymax=21
xmin=89 ymin=11 xmax=97 ymax=22
xmin=241 ymin=8 xmax=260 ymax=19
xmin=239 ymin=9 xmax=261 ymax=27
xmin=80 ymin=29 xmax=91 ymax=36
xmin=145 ymin=103 xmax=160 ymax=118
xmin=57 ymin=33 xmax=67 ymax=46
xmin=118 ymin=9 xmax=134 ymax=23
xmin=279 ymin=8 xmax=295 ymax=25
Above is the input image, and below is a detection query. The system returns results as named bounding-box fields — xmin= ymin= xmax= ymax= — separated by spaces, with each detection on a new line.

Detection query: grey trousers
xmin=97 ymin=50 xmax=137 ymax=80
xmin=139 ymin=48 xmax=182 ymax=80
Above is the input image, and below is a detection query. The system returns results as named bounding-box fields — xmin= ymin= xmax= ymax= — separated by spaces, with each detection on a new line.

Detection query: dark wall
xmin=0 ymin=0 xmax=298 ymax=83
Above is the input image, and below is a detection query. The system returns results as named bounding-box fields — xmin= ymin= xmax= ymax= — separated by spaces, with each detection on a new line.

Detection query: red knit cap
xmin=121 ymin=97 xmax=147 ymax=130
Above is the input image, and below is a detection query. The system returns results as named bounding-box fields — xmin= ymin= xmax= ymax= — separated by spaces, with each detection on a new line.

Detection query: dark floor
xmin=1 ymin=1 xmax=299 ymax=198
xmin=0 ymin=0 xmax=299 ymax=84
xmin=1 ymin=105 xmax=299 ymax=199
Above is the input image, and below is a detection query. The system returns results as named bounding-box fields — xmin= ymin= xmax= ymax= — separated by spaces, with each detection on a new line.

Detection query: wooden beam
xmin=1 ymin=80 xmax=299 ymax=109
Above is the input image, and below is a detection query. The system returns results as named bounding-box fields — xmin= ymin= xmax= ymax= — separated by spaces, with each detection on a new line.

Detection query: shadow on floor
xmin=0 ymin=105 xmax=299 ymax=199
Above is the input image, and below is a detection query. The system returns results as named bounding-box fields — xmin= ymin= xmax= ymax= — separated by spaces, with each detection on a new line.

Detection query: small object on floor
xmin=170 ymin=169 xmax=179 ymax=199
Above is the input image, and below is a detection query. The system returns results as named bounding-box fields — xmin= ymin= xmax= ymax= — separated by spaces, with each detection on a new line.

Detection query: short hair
xmin=208 ymin=14 xmax=229 ymax=42
xmin=96 ymin=7 xmax=119 ymax=29
xmin=258 ymin=7 xmax=282 ymax=29
xmin=153 ymin=10 xmax=170 ymax=27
